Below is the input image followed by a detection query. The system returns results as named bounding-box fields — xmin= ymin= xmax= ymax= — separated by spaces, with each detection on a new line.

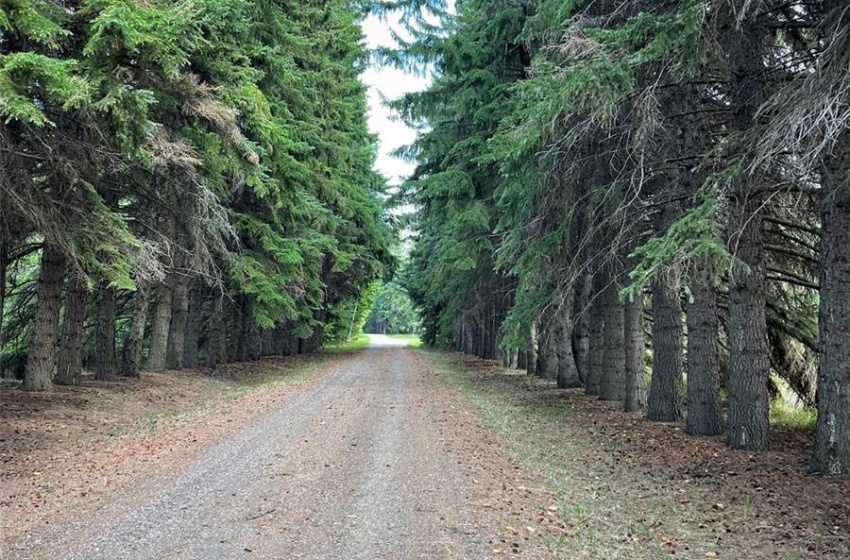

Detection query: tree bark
xmin=726 ymin=191 xmax=771 ymax=450
xmin=536 ymin=315 xmax=557 ymax=381
xmin=466 ymin=319 xmax=474 ymax=354
xmin=282 ymin=322 xmax=299 ymax=356
xmin=647 ymin=265 xmax=684 ymax=422
xmin=145 ymin=282 xmax=172 ymax=372
xmin=623 ymin=294 xmax=647 ymax=412
xmin=526 ymin=320 xmax=537 ymax=376
xmin=261 ymin=328 xmax=275 ymax=356
xmin=121 ymin=286 xmax=149 ymax=377
xmin=686 ymin=265 xmax=723 ymax=436
xmin=599 ymin=280 xmax=625 ymax=401
xmin=56 ymin=273 xmax=87 ymax=386
xmin=166 ymin=279 xmax=189 ymax=370
xmin=517 ymin=350 xmax=527 ymax=370
xmin=182 ymin=282 xmax=201 ymax=368
xmin=238 ymin=296 xmax=261 ymax=361
xmin=229 ymin=296 xmax=243 ymax=361
xmin=22 ymin=245 xmax=65 ymax=391
xmin=811 ymin=136 xmax=850 ymax=474
xmin=95 ymin=283 xmax=116 ymax=380
xmin=572 ymin=274 xmax=591 ymax=384
xmin=206 ymin=293 xmax=226 ymax=369
xmin=556 ymin=298 xmax=582 ymax=389
xmin=721 ymin=0 xmax=771 ymax=452
xmin=585 ymin=285 xmax=605 ymax=396
xmin=0 ymin=241 xmax=7 ymax=363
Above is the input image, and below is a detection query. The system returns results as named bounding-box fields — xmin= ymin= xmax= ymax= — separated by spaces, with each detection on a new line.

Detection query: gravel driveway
xmin=15 ymin=335 xmax=489 ymax=560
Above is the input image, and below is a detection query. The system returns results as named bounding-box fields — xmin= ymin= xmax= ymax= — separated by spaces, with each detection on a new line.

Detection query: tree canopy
xmin=389 ymin=0 xmax=850 ymax=473
xmin=1 ymin=0 xmax=394 ymax=386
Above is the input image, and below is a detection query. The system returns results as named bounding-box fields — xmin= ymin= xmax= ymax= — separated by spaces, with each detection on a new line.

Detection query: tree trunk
xmin=647 ymin=266 xmax=683 ymax=422
xmin=282 ymin=322 xmax=299 ymax=356
xmin=95 ymin=283 xmax=116 ymax=380
xmin=56 ymin=273 xmax=87 ymax=386
xmin=166 ymin=279 xmax=189 ymax=370
xmin=218 ymin=297 xmax=230 ymax=364
xmin=0 ymin=241 xmax=7 ymax=363
xmin=686 ymin=266 xmax=723 ymax=436
xmin=460 ymin=320 xmax=468 ymax=354
xmin=238 ymin=296 xmax=260 ymax=361
xmin=556 ymin=299 xmax=582 ymax=389
xmin=726 ymin=192 xmax=770 ymax=450
xmin=585 ymin=287 xmax=604 ymax=396
xmin=623 ymin=294 xmax=647 ymax=412
xmin=246 ymin=319 xmax=261 ymax=360
xmin=22 ymin=245 xmax=65 ymax=391
xmin=726 ymin=194 xmax=772 ymax=443
xmin=183 ymin=282 xmax=201 ymax=368
xmin=517 ymin=350 xmax=527 ymax=370
xmin=146 ymin=282 xmax=172 ymax=372
xmin=536 ymin=306 xmax=558 ymax=379
xmin=270 ymin=326 xmax=282 ymax=356
xmin=261 ymin=328 xmax=275 ymax=357
xmin=526 ymin=320 xmax=537 ymax=376
xmin=721 ymin=0 xmax=771 ymax=452
xmin=536 ymin=317 xmax=557 ymax=381
xmin=206 ymin=294 xmax=226 ymax=369
xmin=121 ymin=286 xmax=149 ymax=377
xmin=477 ymin=316 xmax=486 ymax=359
xmin=229 ymin=296 xmax=243 ymax=361
xmin=599 ymin=280 xmax=625 ymax=401
xmin=572 ymin=274 xmax=591 ymax=384
xmin=811 ymin=137 xmax=850 ymax=474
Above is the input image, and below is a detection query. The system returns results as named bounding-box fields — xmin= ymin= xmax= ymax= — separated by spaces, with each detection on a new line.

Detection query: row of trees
xmin=364 ymin=279 xmax=420 ymax=334
xmin=391 ymin=0 xmax=849 ymax=473
xmin=1 ymin=1 xmax=394 ymax=389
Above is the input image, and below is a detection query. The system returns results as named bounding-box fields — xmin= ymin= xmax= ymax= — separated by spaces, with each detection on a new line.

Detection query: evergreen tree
xmin=1 ymin=0 xmax=393 ymax=385
xmin=392 ymin=0 xmax=843 ymax=467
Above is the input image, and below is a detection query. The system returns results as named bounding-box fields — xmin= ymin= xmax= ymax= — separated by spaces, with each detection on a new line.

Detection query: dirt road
xmin=8 ymin=336 xmax=496 ymax=560
xmin=9 ymin=337 xmax=846 ymax=559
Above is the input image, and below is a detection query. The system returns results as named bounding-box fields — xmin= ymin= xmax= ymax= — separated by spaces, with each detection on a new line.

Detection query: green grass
xmin=415 ymin=350 xmax=838 ymax=560
xmin=384 ymin=333 xmax=423 ymax=348
xmin=769 ymin=397 xmax=817 ymax=430
xmin=323 ymin=334 xmax=370 ymax=352
xmin=434 ymin=354 xmax=573 ymax=445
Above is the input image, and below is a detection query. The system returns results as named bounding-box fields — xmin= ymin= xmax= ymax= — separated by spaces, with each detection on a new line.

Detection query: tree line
xmin=1 ymin=1 xmax=394 ymax=390
xmin=390 ymin=0 xmax=849 ymax=474
xmin=364 ymin=278 xmax=421 ymax=334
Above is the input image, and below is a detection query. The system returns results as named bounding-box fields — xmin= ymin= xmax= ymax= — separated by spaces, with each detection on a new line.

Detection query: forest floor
xmin=429 ymin=352 xmax=850 ymax=559
xmin=1 ymin=337 xmax=848 ymax=559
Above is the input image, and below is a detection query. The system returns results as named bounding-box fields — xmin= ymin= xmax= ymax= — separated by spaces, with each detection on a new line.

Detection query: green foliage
xmin=83 ymin=0 xmax=198 ymax=77
xmin=323 ymin=334 xmax=370 ymax=352
xmin=365 ymin=280 xmax=421 ymax=334
xmin=770 ymin=397 xmax=817 ymax=431
xmin=1 ymin=0 xmax=394 ymax=370
xmin=626 ymin=191 xmax=730 ymax=297
xmin=390 ymin=0 xmax=531 ymax=347
xmin=394 ymin=0 xmax=740 ymax=355
xmin=70 ymin=182 xmax=141 ymax=291
xmin=0 ymin=53 xmax=88 ymax=125
xmin=0 ymin=0 xmax=70 ymax=48
xmin=325 ymin=282 xmax=381 ymax=343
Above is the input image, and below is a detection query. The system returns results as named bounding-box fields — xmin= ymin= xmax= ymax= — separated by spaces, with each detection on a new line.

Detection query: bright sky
xmin=360 ymin=14 xmax=431 ymax=185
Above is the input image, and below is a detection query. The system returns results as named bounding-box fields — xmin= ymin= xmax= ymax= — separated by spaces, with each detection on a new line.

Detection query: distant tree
xmin=365 ymin=281 xmax=421 ymax=335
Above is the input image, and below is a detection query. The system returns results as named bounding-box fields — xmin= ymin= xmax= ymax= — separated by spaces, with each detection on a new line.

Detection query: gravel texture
xmin=10 ymin=335 xmax=489 ymax=560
